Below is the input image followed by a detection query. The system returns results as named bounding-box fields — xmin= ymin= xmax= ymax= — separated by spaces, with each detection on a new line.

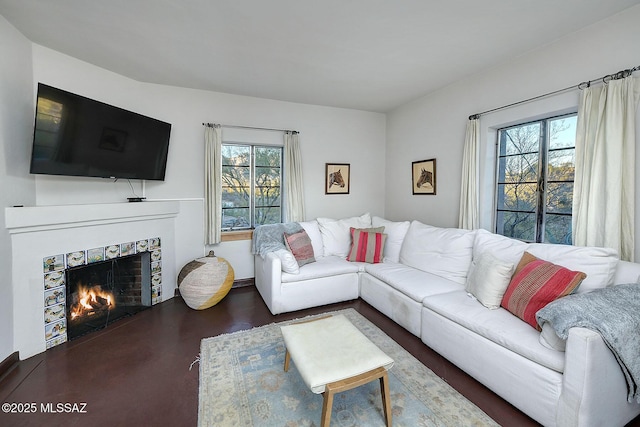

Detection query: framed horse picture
xmin=325 ymin=163 xmax=350 ymax=194
xmin=412 ymin=158 xmax=436 ymax=195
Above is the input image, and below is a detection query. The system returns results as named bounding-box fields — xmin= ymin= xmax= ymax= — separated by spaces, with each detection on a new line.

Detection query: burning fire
xmin=70 ymin=284 xmax=115 ymax=320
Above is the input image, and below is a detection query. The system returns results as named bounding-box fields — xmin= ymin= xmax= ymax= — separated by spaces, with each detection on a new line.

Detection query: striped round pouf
xmin=178 ymin=251 xmax=235 ymax=310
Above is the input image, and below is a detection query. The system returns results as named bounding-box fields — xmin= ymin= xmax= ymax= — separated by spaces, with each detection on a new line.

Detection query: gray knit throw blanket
xmin=536 ymin=283 xmax=640 ymax=403
xmin=251 ymin=222 xmax=303 ymax=258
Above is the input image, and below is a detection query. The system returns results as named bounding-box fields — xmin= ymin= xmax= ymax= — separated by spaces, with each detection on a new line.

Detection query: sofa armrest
xmin=254 ymin=253 xmax=283 ymax=315
xmin=558 ymin=327 xmax=640 ymax=427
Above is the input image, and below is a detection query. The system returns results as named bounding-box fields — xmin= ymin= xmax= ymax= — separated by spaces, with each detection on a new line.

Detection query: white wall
xmin=385 ymin=5 xmax=640 ymax=260
xmin=0 ymin=16 xmax=36 ymax=360
xmin=30 ymin=45 xmax=387 ymax=279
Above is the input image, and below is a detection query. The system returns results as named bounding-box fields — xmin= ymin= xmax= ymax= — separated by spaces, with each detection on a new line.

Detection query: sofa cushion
xmin=372 ymin=216 xmax=410 ymax=263
xmin=365 ymin=263 xmax=462 ymax=302
xmin=317 ymin=213 xmax=372 ymax=257
xmin=465 ymin=251 xmax=515 ymax=309
xmin=346 ymin=227 xmax=386 ymax=263
xmin=284 ymin=229 xmax=316 ymax=267
xmin=281 ymin=256 xmax=361 ymax=283
xmin=423 ymin=289 xmax=565 ymax=373
xmin=399 ymin=221 xmax=474 ymax=285
xmin=501 ymin=252 xmax=585 ymax=329
xmin=473 ymin=229 xmax=528 ymax=267
xmin=299 ymin=220 xmax=324 ymax=260
xmin=525 ymin=243 xmax=618 ymax=294
xmin=472 ymin=229 xmax=618 ymax=293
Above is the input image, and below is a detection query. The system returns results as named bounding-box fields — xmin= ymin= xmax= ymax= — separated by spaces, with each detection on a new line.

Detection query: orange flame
xmin=70 ymin=284 xmax=115 ymax=320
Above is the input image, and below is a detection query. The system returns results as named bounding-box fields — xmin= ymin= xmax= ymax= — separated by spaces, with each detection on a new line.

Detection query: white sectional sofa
xmin=253 ymin=213 xmax=640 ymax=427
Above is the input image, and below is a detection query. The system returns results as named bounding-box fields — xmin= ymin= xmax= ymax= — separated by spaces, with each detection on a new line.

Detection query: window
xmin=495 ymin=113 xmax=577 ymax=244
xmin=221 ymin=144 xmax=282 ymax=231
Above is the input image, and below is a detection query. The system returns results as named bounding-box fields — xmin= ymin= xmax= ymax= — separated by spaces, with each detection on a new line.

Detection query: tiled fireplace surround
xmin=6 ymin=201 xmax=179 ymax=359
xmin=43 ymin=236 xmax=160 ymax=349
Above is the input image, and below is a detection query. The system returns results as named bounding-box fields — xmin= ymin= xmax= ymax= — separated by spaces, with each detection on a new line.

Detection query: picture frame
xmin=412 ymin=158 xmax=436 ymax=195
xmin=325 ymin=163 xmax=350 ymax=194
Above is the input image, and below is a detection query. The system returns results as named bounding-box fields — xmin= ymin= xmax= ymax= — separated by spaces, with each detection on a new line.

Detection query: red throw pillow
xmin=347 ymin=227 xmax=387 ymax=263
xmin=284 ymin=230 xmax=315 ymax=267
xmin=501 ymin=252 xmax=586 ymax=329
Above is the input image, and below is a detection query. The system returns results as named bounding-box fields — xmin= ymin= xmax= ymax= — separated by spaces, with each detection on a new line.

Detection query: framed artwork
xmin=412 ymin=158 xmax=436 ymax=195
xmin=325 ymin=163 xmax=350 ymax=194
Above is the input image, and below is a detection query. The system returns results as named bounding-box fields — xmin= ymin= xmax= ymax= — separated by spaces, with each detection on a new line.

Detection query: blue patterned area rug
xmin=198 ymin=308 xmax=498 ymax=426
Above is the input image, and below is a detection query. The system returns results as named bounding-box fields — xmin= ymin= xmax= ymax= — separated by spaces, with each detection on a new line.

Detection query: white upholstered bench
xmin=280 ymin=314 xmax=394 ymax=427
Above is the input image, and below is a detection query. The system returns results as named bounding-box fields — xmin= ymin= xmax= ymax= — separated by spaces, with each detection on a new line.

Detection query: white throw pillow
xmin=274 ymin=249 xmax=299 ymax=274
xmin=525 ymin=243 xmax=619 ymax=294
xmin=399 ymin=221 xmax=475 ymax=285
xmin=372 ymin=216 xmax=410 ymax=263
xmin=465 ymin=251 xmax=515 ymax=309
xmin=539 ymin=322 xmax=567 ymax=352
xmin=317 ymin=213 xmax=372 ymax=257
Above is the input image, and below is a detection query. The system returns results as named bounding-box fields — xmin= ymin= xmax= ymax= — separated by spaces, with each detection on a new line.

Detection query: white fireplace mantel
xmin=6 ymin=201 xmax=180 ymax=234
xmin=6 ymin=201 xmax=180 ymax=359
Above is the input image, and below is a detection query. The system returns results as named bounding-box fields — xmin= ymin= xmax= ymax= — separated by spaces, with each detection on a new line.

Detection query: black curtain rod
xmin=469 ymin=65 xmax=640 ymax=120
xmin=202 ymin=122 xmax=298 ymax=134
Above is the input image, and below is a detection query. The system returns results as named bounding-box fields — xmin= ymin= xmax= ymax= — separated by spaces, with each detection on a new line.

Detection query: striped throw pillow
xmin=347 ymin=227 xmax=387 ymax=263
xmin=284 ymin=230 xmax=316 ymax=267
xmin=501 ymin=252 xmax=586 ymax=329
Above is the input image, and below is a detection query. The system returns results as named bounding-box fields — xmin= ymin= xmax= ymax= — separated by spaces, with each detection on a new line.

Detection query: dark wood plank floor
xmin=1 ymin=286 xmax=638 ymax=427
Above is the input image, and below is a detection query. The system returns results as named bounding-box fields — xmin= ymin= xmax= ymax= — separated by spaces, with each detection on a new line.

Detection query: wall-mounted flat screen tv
xmin=30 ymin=83 xmax=171 ymax=181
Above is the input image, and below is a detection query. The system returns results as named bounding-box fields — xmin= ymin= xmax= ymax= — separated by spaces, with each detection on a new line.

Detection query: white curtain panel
xmin=204 ymin=124 xmax=222 ymax=245
xmin=458 ymin=118 xmax=480 ymax=230
xmin=284 ymin=131 xmax=305 ymax=222
xmin=573 ymin=76 xmax=640 ymax=261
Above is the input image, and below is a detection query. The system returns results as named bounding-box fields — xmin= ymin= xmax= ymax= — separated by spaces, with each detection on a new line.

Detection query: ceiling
xmin=1 ymin=0 xmax=639 ymax=112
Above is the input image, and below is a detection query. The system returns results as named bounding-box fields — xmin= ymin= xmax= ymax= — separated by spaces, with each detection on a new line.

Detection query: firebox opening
xmin=66 ymin=252 xmax=151 ymax=340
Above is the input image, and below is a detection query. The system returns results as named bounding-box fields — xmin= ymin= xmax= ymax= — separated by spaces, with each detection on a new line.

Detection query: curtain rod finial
xmin=469 ymin=114 xmax=480 ymax=121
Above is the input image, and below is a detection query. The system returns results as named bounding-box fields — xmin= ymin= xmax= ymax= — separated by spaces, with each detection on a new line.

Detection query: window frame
xmin=494 ymin=112 xmax=577 ymax=244
xmin=220 ymin=142 xmax=283 ymax=232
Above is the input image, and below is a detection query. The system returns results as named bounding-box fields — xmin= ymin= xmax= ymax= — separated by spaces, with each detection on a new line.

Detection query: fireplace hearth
xmin=66 ymin=253 xmax=151 ymax=340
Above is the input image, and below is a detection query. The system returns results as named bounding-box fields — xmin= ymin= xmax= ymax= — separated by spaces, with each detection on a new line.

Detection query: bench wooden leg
xmin=318 ymin=367 xmax=391 ymax=427
xmin=284 ymin=349 xmax=290 ymax=372
xmin=321 ymin=387 xmax=335 ymax=427
xmin=380 ymin=371 xmax=392 ymax=427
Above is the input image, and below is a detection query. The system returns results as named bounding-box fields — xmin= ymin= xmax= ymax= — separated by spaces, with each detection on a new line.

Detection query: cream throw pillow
xmin=274 ymin=249 xmax=300 ymax=274
xmin=465 ymin=251 xmax=515 ymax=309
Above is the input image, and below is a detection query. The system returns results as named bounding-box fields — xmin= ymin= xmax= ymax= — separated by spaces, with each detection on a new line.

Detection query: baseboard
xmin=174 ymin=277 xmax=255 ymax=297
xmin=232 ymin=278 xmax=255 ymax=288
xmin=0 ymin=351 xmax=19 ymax=382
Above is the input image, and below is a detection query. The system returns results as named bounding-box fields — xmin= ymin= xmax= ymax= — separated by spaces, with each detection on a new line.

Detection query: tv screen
xmin=30 ymin=83 xmax=171 ymax=181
